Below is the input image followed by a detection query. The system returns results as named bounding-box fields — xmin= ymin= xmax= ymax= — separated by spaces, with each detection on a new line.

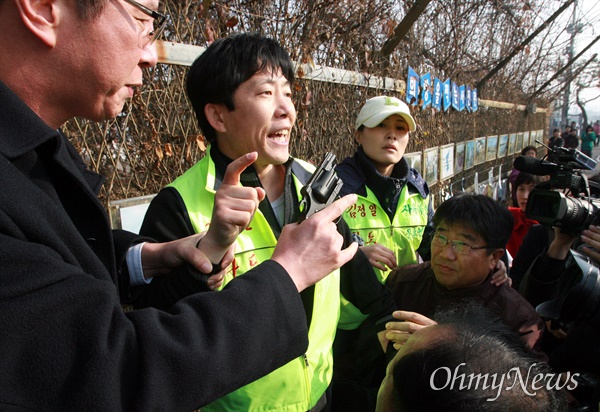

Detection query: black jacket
xmin=0 ymin=80 xmax=309 ymax=411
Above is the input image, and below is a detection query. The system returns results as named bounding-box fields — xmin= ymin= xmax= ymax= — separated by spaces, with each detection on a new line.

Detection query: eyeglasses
xmin=123 ymin=0 xmax=167 ymax=44
xmin=431 ymin=233 xmax=489 ymax=255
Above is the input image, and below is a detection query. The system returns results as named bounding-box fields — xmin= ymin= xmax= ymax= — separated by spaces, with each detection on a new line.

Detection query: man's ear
xmin=204 ymin=103 xmax=228 ymax=133
xmin=15 ymin=0 xmax=60 ymax=47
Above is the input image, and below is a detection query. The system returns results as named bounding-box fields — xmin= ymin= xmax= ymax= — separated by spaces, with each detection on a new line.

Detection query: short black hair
xmin=521 ymin=146 xmax=537 ymax=156
xmin=391 ymin=303 xmax=567 ymax=412
xmin=432 ymin=193 xmax=513 ymax=250
xmin=186 ymin=33 xmax=295 ymax=143
xmin=514 ymin=172 xmax=544 ymax=188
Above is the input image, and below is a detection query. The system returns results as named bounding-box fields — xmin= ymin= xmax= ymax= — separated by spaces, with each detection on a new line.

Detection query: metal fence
xmin=62 ymin=1 xmax=548 ymax=211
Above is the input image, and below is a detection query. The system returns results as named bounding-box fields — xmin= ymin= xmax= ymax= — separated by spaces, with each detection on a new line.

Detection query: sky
xmin=563 ymin=0 xmax=600 ymax=122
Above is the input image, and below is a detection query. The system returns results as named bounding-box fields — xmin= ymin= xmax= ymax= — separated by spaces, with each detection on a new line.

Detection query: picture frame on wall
xmin=498 ymin=134 xmax=508 ymax=158
xmin=508 ymin=133 xmax=517 ymax=154
xmin=465 ymin=140 xmax=475 ymax=170
xmin=404 ymin=151 xmax=422 ymax=175
xmin=474 ymin=136 xmax=486 ymax=165
xmin=423 ymin=146 xmax=439 ymax=184
xmin=516 ymin=132 xmax=524 ymax=153
xmin=440 ymin=144 xmax=455 ymax=181
xmin=530 ymin=130 xmax=538 ymax=146
xmin=455 ymin=142 xmax=465 ymax=173
xmin=486 ymin=135 xmax=498 ymax=161
xmin=523 ymin=131 xmax=530 ymax=148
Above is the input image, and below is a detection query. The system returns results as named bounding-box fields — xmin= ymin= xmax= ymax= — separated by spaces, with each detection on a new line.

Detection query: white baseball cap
xmin=355 ymin=96 xmax=416 ymax=132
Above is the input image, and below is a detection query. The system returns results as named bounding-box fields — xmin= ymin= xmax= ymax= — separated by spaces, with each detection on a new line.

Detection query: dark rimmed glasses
xmin=431 ymin=233 xmax=490 ymax=255
xmin=123 ymin=0 xmax=167 ymax=44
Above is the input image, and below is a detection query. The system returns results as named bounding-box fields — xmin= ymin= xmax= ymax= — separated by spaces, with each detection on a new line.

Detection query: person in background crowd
xmin=571 ymin=121 xmax=579 ymax=134
xmin=548 ymin=128 xmax=564 ymax=149
xmin=564 ymin=127 xmax=579 ymax=149
xmin=561 ymin=125 xmax=572 ymax=141
xmin=0 ymin=1 xmax=361 ymax=410
xmin=375 ymin=303 xmax=567 ymax=412
xmin=511 ymin=172 xmax=600 ymax=292
xmin=509 ymin=145 xmax=537 ymax=207
xmin=139 ymin=32 xmax=396 ymax=412
xmin=580 ymin=125 xmax=597 ymax=158
xmin=593 ymin=120 xmax=600 ymax=146
xmin=506 ymin=172 xmax=541 ymax=260
xmin=520 ymin=224 xmax=600 ymax=409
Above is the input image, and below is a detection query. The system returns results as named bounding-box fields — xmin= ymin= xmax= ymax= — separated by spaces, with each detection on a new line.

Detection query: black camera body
xmin=515 ymin=145 xmax=600 ymax=235
xmin=516 ymin=144 xmax=600 ymax=328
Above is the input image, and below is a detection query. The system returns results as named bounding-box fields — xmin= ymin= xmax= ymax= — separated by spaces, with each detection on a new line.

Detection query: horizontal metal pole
xmin=155 ymin=41 xmax=547 ymax=113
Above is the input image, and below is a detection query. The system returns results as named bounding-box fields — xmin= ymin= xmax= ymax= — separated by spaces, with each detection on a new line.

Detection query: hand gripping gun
xmin=298 ymin=152 xmax=344 ymax=223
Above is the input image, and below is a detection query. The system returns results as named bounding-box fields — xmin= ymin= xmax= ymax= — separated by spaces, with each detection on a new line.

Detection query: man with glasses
xmin=382 ymin=193 xmax=543 ymax=351
xmin=125 ymin=0 xmax=167 ymax=43
xmin=332 ymin=193 xmax=545 ymax=410
xmin=0 ymin=1 xmax=358 ymax=410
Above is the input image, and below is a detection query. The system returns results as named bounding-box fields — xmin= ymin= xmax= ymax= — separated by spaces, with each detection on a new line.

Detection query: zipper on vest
xmin=303 ymin=353 xmax=311 ymax=407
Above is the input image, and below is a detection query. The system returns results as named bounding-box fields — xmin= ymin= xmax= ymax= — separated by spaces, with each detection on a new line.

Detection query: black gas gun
xmin=298 ymin=152 xmax=344 ymax=223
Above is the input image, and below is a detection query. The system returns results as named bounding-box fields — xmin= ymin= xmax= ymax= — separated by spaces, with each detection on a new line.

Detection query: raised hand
xmin=490 ymin=259 xmax=511 ymax=287
xmin=271 ymin=194 xmax=359 ymax=292
xmin=199 ymin=152 xmax=266 ymax=264
xmin=141 ymin=153 xmax=265 ymax=282
xmin=384 ymin=310 xmax=437 ymax=351
xmin=581 ymin=225 xmax=600 ymax=263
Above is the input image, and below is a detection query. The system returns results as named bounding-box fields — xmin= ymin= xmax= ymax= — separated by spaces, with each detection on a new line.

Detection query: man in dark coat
xmin=0 ymin=0 xmax=358 ymax=410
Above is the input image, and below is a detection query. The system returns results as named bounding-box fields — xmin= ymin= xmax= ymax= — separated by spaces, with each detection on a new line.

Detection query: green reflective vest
xmin=168 ymin=148 xmax=340 ymax=411
xmin=338 ymin=185 xmax=429 ymax=329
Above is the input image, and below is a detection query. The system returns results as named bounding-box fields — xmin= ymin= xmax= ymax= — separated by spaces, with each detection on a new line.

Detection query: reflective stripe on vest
xmin=338 ymin=185 xmax=429 ymax=329
xmin=169 ymin=148 xmax=340 ymax=411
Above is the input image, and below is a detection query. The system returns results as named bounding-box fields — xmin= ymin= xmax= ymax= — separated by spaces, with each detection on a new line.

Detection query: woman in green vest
xmin=336 ymin=96 xmax=433 ymax=281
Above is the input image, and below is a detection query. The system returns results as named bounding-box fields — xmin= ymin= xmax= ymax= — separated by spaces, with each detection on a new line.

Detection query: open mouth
xmin=268 ymin=130 xmax=289 ymax=143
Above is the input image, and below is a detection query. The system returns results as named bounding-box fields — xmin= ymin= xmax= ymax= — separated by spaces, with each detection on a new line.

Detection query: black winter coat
xmin=0 ymin=80 xmax=308 ymax=411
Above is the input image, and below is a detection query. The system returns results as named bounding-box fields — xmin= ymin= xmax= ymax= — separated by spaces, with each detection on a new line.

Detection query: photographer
xmin=519 ymin=227 xmax=578 ymax=309
xmin=520 ymin=227 xmax=600 ymax=410
xmin=513 ymin=148 xmax=600 ymax=409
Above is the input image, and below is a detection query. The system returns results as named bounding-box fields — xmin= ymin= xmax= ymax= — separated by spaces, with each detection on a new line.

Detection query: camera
xmin=518 ymin=144 xmax=600 ymax=408
xmin=515 ymin=143 xmax=600 ymax=327
xmin=514 ymin=144 xmax=600 ymax=235
xmin=536 ymin=249 xmax=600 ymax=323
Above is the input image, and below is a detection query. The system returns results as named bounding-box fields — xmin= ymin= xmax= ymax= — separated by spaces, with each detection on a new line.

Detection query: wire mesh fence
xmin=62 ymin=1 xmax=548 ymax=210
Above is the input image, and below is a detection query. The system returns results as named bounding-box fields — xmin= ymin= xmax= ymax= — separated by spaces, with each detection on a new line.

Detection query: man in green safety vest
xmin=139 ymin=33 xmax=397 ymax=412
